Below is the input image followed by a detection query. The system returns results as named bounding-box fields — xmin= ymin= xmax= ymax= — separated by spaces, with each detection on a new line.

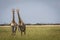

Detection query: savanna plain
xmin=0 ymin=25 xmax=60 ymax=40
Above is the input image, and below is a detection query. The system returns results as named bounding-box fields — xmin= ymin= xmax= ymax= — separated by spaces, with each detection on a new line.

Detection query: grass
xmin=0 ymin=25 xmax=60 ymax=40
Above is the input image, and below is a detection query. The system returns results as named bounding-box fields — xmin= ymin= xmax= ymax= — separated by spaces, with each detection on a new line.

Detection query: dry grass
xmin=0 ymin=25 xmax=60 ymax=40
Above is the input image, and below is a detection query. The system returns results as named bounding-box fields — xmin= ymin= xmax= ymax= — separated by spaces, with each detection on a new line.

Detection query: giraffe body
xmin=10 ymin=9 xmax=26 ymax=35
xmin=10 ymin=9 xmax=17 ymax=34
xmin=16 ymin=9 xmax=26 ymax=35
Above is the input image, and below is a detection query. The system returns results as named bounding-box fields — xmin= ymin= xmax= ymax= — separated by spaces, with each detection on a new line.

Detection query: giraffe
xmin=10 ymin=9 xmax=17 ymax=34
xmin=16 ymin=9 xmax=26 ymax=35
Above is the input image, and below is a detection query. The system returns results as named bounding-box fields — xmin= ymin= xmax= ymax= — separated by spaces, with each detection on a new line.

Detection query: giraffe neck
xmin=11 ymin=10 xmax=16 ymax=26
xmin=17 ymin=10 xmax=21 ymax=23
xmin=17 ymin=9 xmax=25 ymax=26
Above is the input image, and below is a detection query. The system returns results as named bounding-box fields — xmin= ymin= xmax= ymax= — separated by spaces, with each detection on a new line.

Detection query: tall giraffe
xmin=16 ymin=9 xmax=26 ymax=35
xmin=10 ymin=9 xmax=17 ymax=34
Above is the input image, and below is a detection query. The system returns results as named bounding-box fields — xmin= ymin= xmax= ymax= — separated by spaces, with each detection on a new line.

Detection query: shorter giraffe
xmin=16 ymin=9 xmax=26 ymax=35
xmin=10 ymin=9 xmax=17 ymax=34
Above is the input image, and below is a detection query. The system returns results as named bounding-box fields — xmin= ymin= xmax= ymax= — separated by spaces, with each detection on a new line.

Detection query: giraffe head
xmin=12 ymin=9 xmax=15 ymax=14
xmin=16 ymin=9 xmax=20 ymax=13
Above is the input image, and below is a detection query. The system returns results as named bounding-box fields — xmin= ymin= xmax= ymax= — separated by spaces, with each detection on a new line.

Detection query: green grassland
xmin=0 ymin=25 xmax=60 ymax=40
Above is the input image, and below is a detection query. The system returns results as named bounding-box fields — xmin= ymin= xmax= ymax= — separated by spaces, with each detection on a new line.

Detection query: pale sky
xmin=0 ymin=0 xmax=60 ymax=24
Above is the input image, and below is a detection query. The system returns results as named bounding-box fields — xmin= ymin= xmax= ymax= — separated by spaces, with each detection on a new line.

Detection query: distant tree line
xmin=26 ymin=23 xmax=60 ymax=25
xmin=0 ymin=23 xmax=60 ymax=26
xmin=0 ymin=24 xmax=10 ymax=26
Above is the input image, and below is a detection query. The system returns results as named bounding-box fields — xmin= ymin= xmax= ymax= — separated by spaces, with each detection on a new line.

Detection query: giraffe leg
xmin=21 ymin=31 xmax=23 ymax=36
xmin=24 ymin=30 xmax=26 ymax=35
xmin=12 ymin=26 xmax=14 ymax=33
xmin=11 ymin=26 xmax=15 ymax=35
xmin=24 ymin=27 xmax=26 ymax=35
xmin=11 ymin=26 xmax=17 ymax=35
xmin=18 ymin=26 xmax=20 ymax=32
xmin=15 ymin=27 xmax=17 ymax=33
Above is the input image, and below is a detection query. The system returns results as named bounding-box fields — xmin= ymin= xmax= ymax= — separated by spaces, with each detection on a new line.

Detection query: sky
xmin=0 ymin=0 xmax=60 ymax=24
